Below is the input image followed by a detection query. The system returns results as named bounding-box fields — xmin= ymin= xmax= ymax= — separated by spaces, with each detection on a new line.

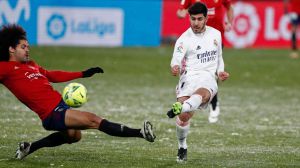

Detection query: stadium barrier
xmin=1 ymin=0 xmax=299 ymax=48
xmin=0 ymin=0 xmax=162 ymax=47
xmin=161 ymin=0 xmax=300 ymax=48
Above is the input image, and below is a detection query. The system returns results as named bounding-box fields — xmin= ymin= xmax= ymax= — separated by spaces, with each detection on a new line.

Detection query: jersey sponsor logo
xmin=197 ymin=50 xmax=217 ymax=63
xmin=24 ymin=72 xmax=44 ymax=80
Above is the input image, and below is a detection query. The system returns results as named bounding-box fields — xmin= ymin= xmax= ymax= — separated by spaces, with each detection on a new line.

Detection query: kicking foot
xmin=177 ymin=148 xmax=187 ymax=163
xmin=167 ymin=102 xmax=182 ymax=118
xmin=15 ymin=142 xmax=31 ymax=160
xmin=141 ymin=121 xmax=156 ymax=142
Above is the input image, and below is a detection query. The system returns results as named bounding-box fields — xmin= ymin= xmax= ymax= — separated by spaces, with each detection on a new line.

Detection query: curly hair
xmin=0 ymin=24 xmax=27 ymax=61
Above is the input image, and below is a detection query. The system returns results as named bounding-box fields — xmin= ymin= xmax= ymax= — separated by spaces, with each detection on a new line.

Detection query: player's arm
xmin=39 ymin=67 xmax=103 ymax=83
xmin=216 ymin=34 xmax=229 ymax=81
xmin=283 ymin=0 xmax=289 ymax=14
xmin=171 ymin=39 xmax=187 ymax=76
xmin=223 ymin=0 xmax=234 ymax=32
xmin=177 ymin=0 xmax=191 ymax=18
xmin=217 ymin=56 xmax=229 ymax=81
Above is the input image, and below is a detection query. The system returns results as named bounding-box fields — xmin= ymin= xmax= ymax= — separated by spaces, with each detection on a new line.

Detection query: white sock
xmin=176 ymin=121 xmax=190 ymax=149
xmin=182 ymin=94 xmax=202 ymax=113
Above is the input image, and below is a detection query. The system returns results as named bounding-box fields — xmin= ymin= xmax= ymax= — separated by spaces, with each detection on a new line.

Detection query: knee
xmin=178 ymin=112 xmax=193 ymax=123
xmin=196 ymin=89 xmax=211 ymax=104
xmin=67 ymin=131 xmax=82 ymax=144
xmin=202 ymin=94 xmax=211 ymax=104
xmin=200 ymin=91 xmax=212 ymax=104
xmin=86 ymin=112 xmax=102 ymax=128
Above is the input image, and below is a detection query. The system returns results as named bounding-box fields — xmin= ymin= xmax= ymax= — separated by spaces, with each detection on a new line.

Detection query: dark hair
xmin=0 ymin=24 xmax=27 ymax=61
xmin=188 ymin=2 xmax=208 ymax=17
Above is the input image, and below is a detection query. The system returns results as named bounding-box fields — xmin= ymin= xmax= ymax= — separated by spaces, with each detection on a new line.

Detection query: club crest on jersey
xmin=214 ymin=39 xmax=218 ymax=46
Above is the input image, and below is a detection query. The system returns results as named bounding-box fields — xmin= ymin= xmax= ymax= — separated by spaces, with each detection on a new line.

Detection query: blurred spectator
xmin=284 ymin=0 xmax=300 ymax=59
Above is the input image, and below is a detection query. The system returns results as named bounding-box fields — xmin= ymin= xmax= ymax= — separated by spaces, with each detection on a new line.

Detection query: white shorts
xmin=175 ymin=71 xmax=218 ymax=109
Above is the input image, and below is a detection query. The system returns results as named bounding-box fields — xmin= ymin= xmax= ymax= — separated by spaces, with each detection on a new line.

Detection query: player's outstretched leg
xmin=15 ymin=130 xmax=81 ymax=160
xmin=65 ymin=109 xmax=156 ymax=142
xmin=98 ymin=119 xmax=156 ymax=142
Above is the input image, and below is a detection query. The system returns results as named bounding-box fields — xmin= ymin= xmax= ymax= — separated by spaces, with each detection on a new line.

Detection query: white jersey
xmin=171 ymin=26 xmax=224 ymax=78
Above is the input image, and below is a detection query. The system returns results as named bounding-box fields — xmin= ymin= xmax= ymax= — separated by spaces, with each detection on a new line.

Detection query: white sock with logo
xmin=176 ymin=118 xmax=190 ymax=149
xmin=182 ymin=94 xmax=202 ymax=113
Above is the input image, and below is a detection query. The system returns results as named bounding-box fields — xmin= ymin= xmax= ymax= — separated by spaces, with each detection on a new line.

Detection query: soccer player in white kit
xmin=166 ymin=2 xmax=229 ymax=162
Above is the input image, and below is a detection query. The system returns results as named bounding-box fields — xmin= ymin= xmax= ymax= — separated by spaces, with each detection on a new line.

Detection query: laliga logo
xmin=0 ymin=0 xmax=30 ymax=25
xmin=46 ymin=14 xmax=67 ymax=40
xmin=225 ymin=2 xmax=260 ymax=48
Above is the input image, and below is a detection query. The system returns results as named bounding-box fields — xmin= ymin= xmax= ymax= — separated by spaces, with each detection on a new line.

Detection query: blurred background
xmin=1 ymin=0 xmax=298 ymax=48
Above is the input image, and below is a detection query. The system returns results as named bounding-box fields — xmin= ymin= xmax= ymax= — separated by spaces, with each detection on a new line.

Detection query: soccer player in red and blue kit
xmin=0 ymin=24 xmax=155 ymax=160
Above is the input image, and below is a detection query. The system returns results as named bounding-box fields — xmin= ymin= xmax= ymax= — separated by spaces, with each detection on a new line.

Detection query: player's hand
xmin=82 ymin=67 xmax=104 ymax=78
xmin=171 ymin=65 xmax=180 ymax=76
xmin=218 ymin=71 xmax=229 ymax=81
xmin=177 ymin=9 xmax=187 ymax=19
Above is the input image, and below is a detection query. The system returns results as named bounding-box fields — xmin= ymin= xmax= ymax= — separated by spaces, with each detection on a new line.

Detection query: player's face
xmin=189 ymin=13 xmax=207 ymax=34
xmin=9 ymin=40 xmax=30 ymax=62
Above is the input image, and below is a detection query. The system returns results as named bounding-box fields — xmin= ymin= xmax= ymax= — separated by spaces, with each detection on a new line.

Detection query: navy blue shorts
xmin=42 ymin=100 xmax=70 ymax=131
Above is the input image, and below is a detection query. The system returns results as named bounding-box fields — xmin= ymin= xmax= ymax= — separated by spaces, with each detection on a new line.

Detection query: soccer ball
xmin=62 ymin=82 xmax=87 ymax=108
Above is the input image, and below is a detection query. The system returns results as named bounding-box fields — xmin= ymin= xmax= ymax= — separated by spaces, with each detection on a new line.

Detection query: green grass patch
xmin=0 ymin=47 xmax=299 ymax=167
